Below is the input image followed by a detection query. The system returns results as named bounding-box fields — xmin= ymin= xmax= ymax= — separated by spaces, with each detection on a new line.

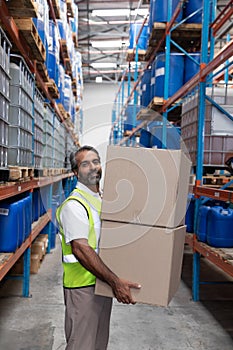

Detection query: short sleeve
xmin=60 ymin=200 xmax=89 ymax=244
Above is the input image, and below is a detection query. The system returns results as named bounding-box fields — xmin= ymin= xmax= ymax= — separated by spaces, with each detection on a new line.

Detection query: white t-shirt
xmin=60 ymin=182 xmax=101 ymax=246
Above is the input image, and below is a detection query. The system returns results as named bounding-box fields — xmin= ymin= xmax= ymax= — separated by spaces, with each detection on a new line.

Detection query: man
xmin=56 ymin=145 xmax=141 ymax=350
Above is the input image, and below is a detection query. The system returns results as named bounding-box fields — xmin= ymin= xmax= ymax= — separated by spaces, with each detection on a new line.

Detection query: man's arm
xmin=71 ymin=239 xmax=141 ymax=304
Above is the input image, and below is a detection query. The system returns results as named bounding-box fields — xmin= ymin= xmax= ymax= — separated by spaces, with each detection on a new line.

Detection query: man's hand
xmin=111 ymin=278 xmax=141 ymax=304
xmin=71 ymin=239 xmax=141 ymax=304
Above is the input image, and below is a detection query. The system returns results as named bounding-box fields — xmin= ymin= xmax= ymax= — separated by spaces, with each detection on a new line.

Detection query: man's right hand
xmin=111 ymin=278 xmax=141 ymax=304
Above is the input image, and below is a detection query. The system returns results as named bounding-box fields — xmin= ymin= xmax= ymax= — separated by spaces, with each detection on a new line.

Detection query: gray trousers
xmin=64 ymin=286 xmax=113 ymax=350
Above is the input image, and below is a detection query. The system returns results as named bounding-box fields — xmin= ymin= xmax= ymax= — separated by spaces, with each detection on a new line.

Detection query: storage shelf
xmin=185 ymin=233 xmax=233 ymax=278
xmin=0 ymin=212 xmax=51 ymax=281
xmin=0 ymin=173 xmax=74 ymax=201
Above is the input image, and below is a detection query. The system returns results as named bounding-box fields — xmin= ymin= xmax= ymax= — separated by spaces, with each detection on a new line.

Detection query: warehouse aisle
xmin=0 ymin=238 xmax=233 ymax=350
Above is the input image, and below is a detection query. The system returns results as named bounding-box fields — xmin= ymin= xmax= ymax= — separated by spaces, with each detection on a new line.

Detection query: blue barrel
xmin=32 ymin=189 xmax=41 ymax=222
xmin=47 ymin=20 xmax=59 ymax=86
xmin=24 ymin=195 xmax=32 ymax=239
xmin=124 ymin=105 xmax=142 ymax=132
xmin=17 ymin=198 xmax=26 ymax=245
xmin=184 ymin=0 xmax=202 ymax=23
xmin=0 ymin=201 xmax=19 ymax=252
xmin=140 ymin=129 xmax=151 ymax=148
xmin=196 ymin=205 xmax=211 ymax=243
xmin=148 ymin=0 xmax=155 ymax=35
xmin=64 ymin=74 xmax=72 ymax=113
xmin=184 ymin=53 xmax=201 ymax=83
xmin=40 ymin=186 xmax=50 ymax=216
xmin=139 ymin=121 xmax=158 ymax=148
xmin=150 ymin=125 xmax=181 ymax=149
xmin=57 ymin=19 xmax=66 ymax=40
xmin=185 ymin=194 xmax=195 ymax=233
xmin=140 ymin=68 xmax=152 ymax=107
xmin=152 ymin=0 xmax=183 ymax=23
xmin=207 ymin=207 xmax=233 ymax=247
xmin=150 ymin=60 xmax=156 ymax=101
xmin=154 ymin=53 xmax=184 ymax=98
xmin=129 ymin=23 xmax=148 ymax=50
xmin=57 ymin=64 xmax=65 ymax=105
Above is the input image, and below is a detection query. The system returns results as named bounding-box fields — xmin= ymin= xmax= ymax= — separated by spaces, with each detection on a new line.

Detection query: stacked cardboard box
xmin=95 ymin=146 xmax=191 ymax=306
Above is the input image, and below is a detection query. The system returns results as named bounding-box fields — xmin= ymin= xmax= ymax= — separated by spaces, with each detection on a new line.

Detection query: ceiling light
xmin=96 ymin=77 xmax=103 ymax=83
xmin=91 ymin=9 xmax=148 ymax=17
xmin=92 ymin=63 xmax=117 ymax=69
xmin=91 ymin=41 xmax=129 ymax=48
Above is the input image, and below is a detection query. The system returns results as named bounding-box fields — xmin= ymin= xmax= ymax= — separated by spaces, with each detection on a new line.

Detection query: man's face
xmin=75 ymin=150 xmax=102 ymax=188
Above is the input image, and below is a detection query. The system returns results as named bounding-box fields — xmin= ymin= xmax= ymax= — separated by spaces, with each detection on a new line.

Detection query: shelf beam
xmin=0 ymin=173 xmax=74 ymax=201
xmin=195 ymin=185 xmax=233 ymax=203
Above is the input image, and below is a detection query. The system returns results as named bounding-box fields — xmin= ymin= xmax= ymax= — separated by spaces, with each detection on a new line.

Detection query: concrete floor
xmin=0 ymin=238 xmax=233 ymax=350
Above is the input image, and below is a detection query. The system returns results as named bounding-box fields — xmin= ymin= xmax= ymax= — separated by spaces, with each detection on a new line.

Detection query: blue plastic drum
xmin=152 ymin=0 xmax=183 ymax=23
xmin=154 ymin=53 xmax=184 ymax=98
xmin=140 ymin=68 xmax=152 ymax=107
xmin=129 ymin=23 xmax=148 ymax=50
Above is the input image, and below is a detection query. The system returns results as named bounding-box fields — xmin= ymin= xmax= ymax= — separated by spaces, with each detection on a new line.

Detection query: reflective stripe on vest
xmin=56 ymin=188 xmax=101 ymax=288
xmin=63 ymin=249 xmax=99 ymax=263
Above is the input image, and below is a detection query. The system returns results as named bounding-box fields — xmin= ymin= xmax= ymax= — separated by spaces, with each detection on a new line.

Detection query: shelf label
xmin=18 ymin=186 xmax=21 ymax=192
xmin=214 ymin=191 xmax=220 ymax=197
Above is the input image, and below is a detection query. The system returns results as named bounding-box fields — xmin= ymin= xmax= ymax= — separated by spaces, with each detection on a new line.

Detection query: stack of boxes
xmin=95 ymin=146 xmax=191 ymax=306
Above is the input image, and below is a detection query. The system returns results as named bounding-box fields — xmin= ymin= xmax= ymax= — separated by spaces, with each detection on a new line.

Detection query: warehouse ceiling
xmin=75 ymin=0 xmax=233 ymax=83
xmin=75 ymin=0 xmax=149 ymax=82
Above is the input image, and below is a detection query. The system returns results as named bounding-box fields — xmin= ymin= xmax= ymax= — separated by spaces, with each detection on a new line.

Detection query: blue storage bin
xmin=129 ymin=23 xmax=148 ymax=50
xmin=196 ymin=205 xmax=212 ymax=243
xmin=207 ymin=207 xmax=233 ymax=248
xmin=32 ymin=189 xmax=41 ymax=221
xmin=0 ymin=201 xmax=20 ymax=252
xmin=154 ymin=53 xmax=184 ymax=98
xmin=185 ymin=194 xmax=195 ymax=233
xmin=140 ymin=68 xmax=152 ymax=107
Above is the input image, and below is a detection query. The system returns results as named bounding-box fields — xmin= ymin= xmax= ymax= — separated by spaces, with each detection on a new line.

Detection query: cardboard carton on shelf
xmin=101 ymin=146 xmax=191 ymax=229
xmin=95 ymin=221 xmax=186 ymax=307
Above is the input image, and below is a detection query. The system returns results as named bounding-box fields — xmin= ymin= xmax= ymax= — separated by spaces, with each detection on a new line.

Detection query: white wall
xmin=80 ymin=82 xmax=118 ymax=188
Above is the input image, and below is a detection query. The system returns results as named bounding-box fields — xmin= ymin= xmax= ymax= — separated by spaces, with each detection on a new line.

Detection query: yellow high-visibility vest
xmin=56 ymin=188 xmax=101 ymax=288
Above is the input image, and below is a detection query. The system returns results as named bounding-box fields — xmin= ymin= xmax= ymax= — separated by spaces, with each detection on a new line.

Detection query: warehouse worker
xmin=56 ymin=145 xmax=141 ymax=350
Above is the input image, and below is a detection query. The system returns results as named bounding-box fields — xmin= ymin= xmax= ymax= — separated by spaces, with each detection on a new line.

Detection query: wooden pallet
xmin=45 ymin=79 xmax=59 ymax=99
xmin=202 ymin=175 xmax=233 ymax=187
xmin=59 ymin=39 xmax=72 ymax=75
xmin=137 ymin=108 xmax=162 ymax=121
xmin=8 ymin=166 xmax=34 ymax=181
xmin=6 ymin=0 xmax=38 ymax=18
xmin=13 ymin=18 xmax=46 ymax=62
xmin=146 ymin=22 xmax=202 ymax=60
xmin=126 ymin=49 xmax=147 ymax=62
xmin=0 ymin=253 xmax=13 ymax=269
xmin=148 ymin=97 xmax=182 ymax=123
xmin=36 ymin=61 xmax=50 ymax=83
xmin=57 ymin=103 xmax=69 ymax=120
xmin=72 ymin=33 xmax=78 ymax=48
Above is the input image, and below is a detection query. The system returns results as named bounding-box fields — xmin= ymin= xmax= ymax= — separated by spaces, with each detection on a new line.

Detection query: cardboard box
xmin=95 ymin=221 xmax=186 ymax=306
xmin=101 ymin=146 xmax=191 ymax=228
xmin=31 ymin=241 xmax=45 ymax=260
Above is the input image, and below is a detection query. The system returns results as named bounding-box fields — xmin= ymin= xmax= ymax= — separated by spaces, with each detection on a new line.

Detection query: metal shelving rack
xmin=0 ymin=173 xmax=74 ymax=297
xmin=0 ymin=0 xmax=79 ymax=296
xmin=111 ymin=0 xmax=233 ymax=301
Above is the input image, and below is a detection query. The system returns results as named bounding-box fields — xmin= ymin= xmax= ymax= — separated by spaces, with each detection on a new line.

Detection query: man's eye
xmin=93 ymin=160 xmax=100 ymax=165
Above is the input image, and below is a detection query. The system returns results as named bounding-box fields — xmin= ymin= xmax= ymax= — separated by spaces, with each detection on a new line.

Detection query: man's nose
xmin=89 ymin=161 xmax=97 ymax=170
